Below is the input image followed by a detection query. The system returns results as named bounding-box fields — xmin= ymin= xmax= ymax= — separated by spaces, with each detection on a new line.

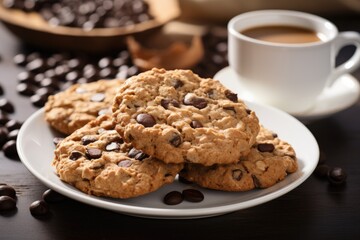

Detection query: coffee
xmin=241 ymin=25 xmax=322 ymax=44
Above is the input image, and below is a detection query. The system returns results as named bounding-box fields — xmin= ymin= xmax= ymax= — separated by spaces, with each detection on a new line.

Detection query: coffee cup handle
xmin=327 ymin=31 xmax=360 ymax=87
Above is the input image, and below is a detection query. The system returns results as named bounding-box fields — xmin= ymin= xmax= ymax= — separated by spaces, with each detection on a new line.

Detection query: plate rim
xmin=17 ymin=102 xmax=319 ymax=219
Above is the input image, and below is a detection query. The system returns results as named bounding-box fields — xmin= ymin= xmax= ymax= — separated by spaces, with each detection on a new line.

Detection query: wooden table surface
xmin=1 ymin=15 xmax=360 ymax=240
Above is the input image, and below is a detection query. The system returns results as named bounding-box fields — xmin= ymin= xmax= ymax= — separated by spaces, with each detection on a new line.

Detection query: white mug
xmin=228 ymin=10 xmax=360 ymax=114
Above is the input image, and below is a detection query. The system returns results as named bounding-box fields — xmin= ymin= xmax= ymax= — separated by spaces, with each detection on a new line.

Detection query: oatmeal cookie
xmin=179 ymin=127 xmax=298 ymax=191
xmin=45 ymin=79 xmax=124 ymax=135
xmin=53 ymin=114 xmax=183 ymax=199
xmin=112 ymin=68 xmax=260 ymax=166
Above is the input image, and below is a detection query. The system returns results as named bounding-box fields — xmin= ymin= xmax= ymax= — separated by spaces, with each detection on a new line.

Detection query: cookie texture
xmin=45 ymin=79 xmax=124 ymax=135
xmin=179 ymin=127 xmax=298 ymax=191
xmin=112 ymin=68 xmax=260 ymax=166
xmin=53 ymin=114 xmax=183 ymax=199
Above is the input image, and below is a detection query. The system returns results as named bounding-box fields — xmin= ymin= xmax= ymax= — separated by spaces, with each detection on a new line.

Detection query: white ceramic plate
xmin=214 ymin=66 xmax=360 ymax=122
xmin=17 ymin=103 xmax=319 ymax=219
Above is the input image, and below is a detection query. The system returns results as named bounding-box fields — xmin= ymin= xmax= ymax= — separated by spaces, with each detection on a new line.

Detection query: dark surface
xmin=1 ymin=15 xmax=360 ymax=240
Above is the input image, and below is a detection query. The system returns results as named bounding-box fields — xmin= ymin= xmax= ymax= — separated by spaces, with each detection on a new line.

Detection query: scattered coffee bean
xmin=0 ymin=185 xmax=16 ymax=199
xmin=328 ymin=167 xmax=347 ymax=185
xmin=13 ymin=53 xmax=27 ymax=66
xmin=257 ymin=143 xmax=275 ymax=152
xmin=182 ymin=189 xmax=204 ymax=203
xmin=16 ymin=83 xmax=36 ymax=96
xmin=0 ymin=196 xmax=17 ymax=211
xmin=7 ymin=129 xmax=19 ymax=141
xmin=0 ymin=111 xmax=9 ymax=125
xmin=29 ymin=200 xmax=49 ymax=216
xmin=0 ymin=98 xmax=15 ymax=113
xmin=136 ymin=113 xmax=156 ymax=127
xmin=2 ymin=140 xmax=18 ymax=159
xmin=42 ymin=189 xmax=66 ymax=203
xmin=5 ymin=119 xmax=22 ymax=131
xmin=163 ymin=191 xmax=183 ymax=205
xmin=314 ymin=164 xmax=331 ymax=178
xmin=0 ymin=127 xmax=9 ymax=147
xmin=30 ymin=94 xmax=48 ymax=107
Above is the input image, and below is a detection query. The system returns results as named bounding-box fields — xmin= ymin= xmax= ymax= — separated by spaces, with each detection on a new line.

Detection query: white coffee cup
xmin=228 ymin=10 xmax=360 ymax=114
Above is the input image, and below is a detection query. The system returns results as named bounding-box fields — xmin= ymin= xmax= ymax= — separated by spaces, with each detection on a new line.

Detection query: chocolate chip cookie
xmin=179 ymin=127 xmax=298 ymax=191
xmin=45 ymin=79 xmax=124 ymax=135
xmin=53 ymin=114 xmax=183 ymax=199
xmin=112 ymin=68 xmax=260 ymax=166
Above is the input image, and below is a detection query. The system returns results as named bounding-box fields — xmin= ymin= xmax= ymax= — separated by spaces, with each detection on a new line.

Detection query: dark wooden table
xmin=1 ymin=15 xmax=360 ymax=240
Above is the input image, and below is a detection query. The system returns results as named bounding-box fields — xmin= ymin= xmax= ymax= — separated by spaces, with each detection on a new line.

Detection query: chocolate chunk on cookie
xmin=45 ymin=79 xmax=124 ymax=135
xmin=179 ymin=127 xmax=298 ymax=191
xmin=112 ymin=68 xmax=260 ymax=166
xmin=52 ymin=115 xmax=183 ymax=199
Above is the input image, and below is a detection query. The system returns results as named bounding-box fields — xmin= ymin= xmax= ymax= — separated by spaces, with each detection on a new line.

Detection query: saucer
xmin=214 ymin=66 xmax=360 ymax=121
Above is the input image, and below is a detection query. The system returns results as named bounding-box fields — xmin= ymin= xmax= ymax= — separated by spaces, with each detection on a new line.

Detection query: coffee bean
xmin=182 ymin=189 xmax=204 ymax=202
xmin=13 ymin=53 xmax=27 ymax=66
xmin=314 ymin=164 xmax=330 ymax=178
xmin=257 ymin=143 xmax=275 ymax=152
xmin=29 ymin=200 xmax=49 ymax=216
xmin=0 ymin=111 xmax=9 ymax=125
xmin=17 ymin=72 xmax=34 ymax=83
xmin=30 ymin=94 xmax=48 ymax=107
xmin=0 ymin=127 xmax=9 ymax=147
xmin=0 ymin=85 xmax=3 ymax=96
xmin=183 ymin=93 xmax=207 ymax=109
xmin=0 ymin=196 xmax=16 ymax=211
xmin=42 ymin=189 xmax=66 ymax=203
xmin=16 ymin=83 xmax=36 ymax=96
xmin=7 ymin=129 xmax=19 ymax=141
xmin=163 ymin=191 xmax=183 ymax=205
xmin=85 ymin=148 xmax=102 ymax=159
xmin=225 ymin=90 xmax=238 ymax=102
xmin=0 ymin=185 xmax=16 ymax=199
xmin=136 ymin=113 xmax=156 ymax=127
xmin=0 ymin=98 xmax=15 ymax=113
xmin=328 ymin=167 xmax=347 ymax=185
xmin=2 ymin=140 xmax=18 ymax=159
xmin=26 ymin=58 xmax=46 ymax=73
xmin=5 ymin=119 xmax=22 ymax=131
xmin=190 ymin=120 xmax=203 ymax=128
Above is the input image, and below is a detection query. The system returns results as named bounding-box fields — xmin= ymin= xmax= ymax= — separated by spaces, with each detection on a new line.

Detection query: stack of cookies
xmin=46 ymin=68 xmax=298 ymax=199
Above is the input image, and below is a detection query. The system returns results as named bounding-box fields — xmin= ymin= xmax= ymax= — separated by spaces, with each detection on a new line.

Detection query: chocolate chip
xmin=169 ymin=133 xmax=182 ymax=147
xmin=0 ymin=99 xmax=15 ymax=113
xmin=29 ymin=200 xmax=49 ymax=216
xmin=225 ymin=90 xmax=238 ymax=102
xmin=53 ymin=137 xmax=64 ymax=146
xmin=105 ymin=142 xmax=120 ymax=151
xmin=173 ymin=79 xmax=184 ymax=89
xmin=81 ymin=135 xmax=97 ymax=145
xmin=223 ymin=106 xmax=236 ymax=112
xmin=42 ymin=189 xmax=66 ymax=203
xmin=118 ymin=160 xmax=132 ymax=168
xmin=85 ymin=148 xmax=102 ymax=159
xmin=246 ymin=109 xmax=252 ymax=114
xmin=0 ymin=185 xmax=16 ymax=199
xmin=160 ymin=99 xmax=180 ymax=109
xmin=257 ymin=143 xmax=275 ymax=152
xmin=69 ymin=151 xmax=82 ymax=160
xmin=128 ymin=148 xmax=148 ymax=160
xmin=163 ymin=191 xmax=183 ymax=205
xmin=182 ymin=189 xmax=204 ymax=202
xmin=183 ymin=93 xmax=207 ymax=109
xmin=0 ymin=196 xmax=16 ymax=211
xmin=232 ymin=169 xmax=243 ymax=181
xmin=136 ymin=113 xmax=156 ymax=127
xmin=190 ymin=120 xmax=203 ymax=128
xmin=252 ymin=175 xmax=262 ymax=188
xmin=328 ymin=167 xmax=347 ymax=185
xmin=90 ymin=93 xmax=105 ymax=102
